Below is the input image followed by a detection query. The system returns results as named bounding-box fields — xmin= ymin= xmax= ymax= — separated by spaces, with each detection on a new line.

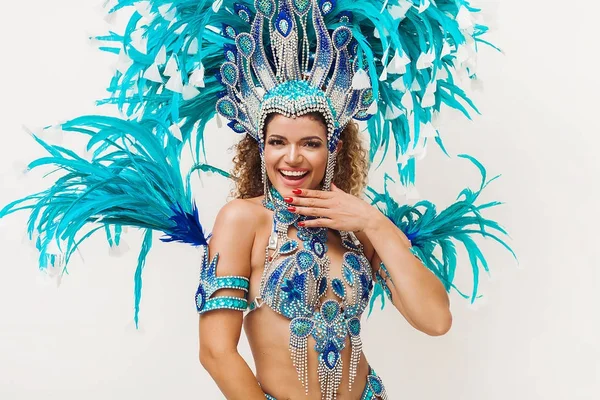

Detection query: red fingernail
xmin=298 ymin=221 xmax=305 ymax=227
xmin=287 ymin=206 xmax=296 ymax=212
xmin=284 ymin=197 xmax=294 ymax=203
xmin=292 ymin=189 xmax=302 ymax=195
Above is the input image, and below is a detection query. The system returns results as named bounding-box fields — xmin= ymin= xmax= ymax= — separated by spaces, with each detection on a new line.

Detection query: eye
xmin=267 ymin=138 xmax=284 ymax=146
xmin=305 ymin=140 xmax=322 ymax=148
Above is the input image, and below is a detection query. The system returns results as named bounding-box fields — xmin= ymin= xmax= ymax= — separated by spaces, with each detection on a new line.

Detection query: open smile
xmin=278 ymin=169 xmax=310 ymax=185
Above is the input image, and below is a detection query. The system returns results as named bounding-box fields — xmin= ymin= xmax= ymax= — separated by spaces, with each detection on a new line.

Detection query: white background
xmin=0 ymin=1 xmax=598 ymax=399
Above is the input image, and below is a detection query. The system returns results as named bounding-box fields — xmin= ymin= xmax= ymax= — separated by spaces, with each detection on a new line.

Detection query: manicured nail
xmin=284 ymin=197 xmax=294 ymax=203
xmin=292 ymin=188 xmax=302 ymax=195
xmin=298 ymin=221 xmax=305 ymax=227
xmin=287 ymin=206 xmax=296 ymax=212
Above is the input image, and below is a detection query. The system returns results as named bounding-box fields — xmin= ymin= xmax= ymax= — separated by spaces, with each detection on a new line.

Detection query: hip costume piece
xmin=264 ymin=366 xmax=387 ymax=399
xmin=0 ymin=1 xmax=515 ymax=399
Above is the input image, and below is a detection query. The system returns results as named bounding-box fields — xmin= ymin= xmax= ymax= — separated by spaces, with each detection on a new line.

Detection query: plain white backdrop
xmin=0 ymin=1 xmax=598 ymax=399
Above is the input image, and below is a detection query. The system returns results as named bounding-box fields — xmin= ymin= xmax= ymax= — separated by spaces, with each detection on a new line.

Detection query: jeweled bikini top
xmin=246 ymin=188 xmax=375 ymax=399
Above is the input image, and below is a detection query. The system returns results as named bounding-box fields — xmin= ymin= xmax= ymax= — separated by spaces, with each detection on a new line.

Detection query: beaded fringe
xmin=349 ymin=334 xmax=362 ymax=391
xmin=290 ymin=334 xmax=309 ymax=395
xmin=318 ymin=356 xmax=343 ymax=400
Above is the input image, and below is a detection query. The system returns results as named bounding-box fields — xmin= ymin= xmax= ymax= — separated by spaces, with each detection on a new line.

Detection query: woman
xmin=198 ymin=112 xmax=451 ymax=399
xmin=0 ymin=1 xmax=512 ymax=399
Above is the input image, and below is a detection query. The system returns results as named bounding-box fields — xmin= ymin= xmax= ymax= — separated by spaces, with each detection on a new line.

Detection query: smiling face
xmin=263 ymin=113 xmax=330 ymax=198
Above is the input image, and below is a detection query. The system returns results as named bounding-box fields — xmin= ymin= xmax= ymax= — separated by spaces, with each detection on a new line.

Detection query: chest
xmin=258 ymin=214 xmax=374 ymax=320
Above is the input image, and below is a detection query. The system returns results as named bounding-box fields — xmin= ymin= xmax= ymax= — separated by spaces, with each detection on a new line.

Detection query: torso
xmin=242 ymin=196 xmax=376 ymax=400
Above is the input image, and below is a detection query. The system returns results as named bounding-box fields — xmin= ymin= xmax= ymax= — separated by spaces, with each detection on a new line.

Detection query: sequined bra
xmin=245 ymin=190 xmax=374 ymax=399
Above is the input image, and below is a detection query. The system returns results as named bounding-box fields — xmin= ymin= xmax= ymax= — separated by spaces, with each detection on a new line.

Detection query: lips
xmin=279 ymin=169 xmax=309 ymax=179
xmin=278 ymin=169 xmax=310 ymax=186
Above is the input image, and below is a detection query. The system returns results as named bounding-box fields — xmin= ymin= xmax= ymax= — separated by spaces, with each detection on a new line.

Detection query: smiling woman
xmin=0 ymin=1 xmax=515 ymax=399
xmin=232 ymin=112 xmax=369 ymax=199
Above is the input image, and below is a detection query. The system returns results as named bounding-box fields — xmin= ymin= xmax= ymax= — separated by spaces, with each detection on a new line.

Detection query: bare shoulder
xmin=212 ymin=196 xmax=269 ymax=237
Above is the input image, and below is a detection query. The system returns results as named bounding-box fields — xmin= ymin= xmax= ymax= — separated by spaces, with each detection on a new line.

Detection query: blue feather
xmin=366 ymin=155 xmax=516 ymax=312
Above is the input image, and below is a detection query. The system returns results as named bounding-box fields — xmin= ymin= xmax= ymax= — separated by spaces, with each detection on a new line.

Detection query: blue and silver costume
xmin=0 ymin=1 xmax=515 ymax=399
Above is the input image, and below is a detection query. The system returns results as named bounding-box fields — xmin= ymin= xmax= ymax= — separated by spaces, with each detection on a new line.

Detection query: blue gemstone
xmin=295 ymin=250 xmax=315 ymax=274
xmin=342 ymin=265 xmax=354 ymax=286
xmin=320 ymin=0 xmax=334 ymax=15
xmin=331 ymin=278 xmax=345 ymax=300
xmin=256 ymin=0 xmax=275 ymax=17
xmin=321 ymin=299 xmax=340 ymax=323
xmin=275 ymin=2 xmax=293 ymax=38
xmin=332 ymin=27 xmax=351 ymax=49
xmin=221 ymin=63 xmax=238 ymax=86
xmin=279 ymin=240 xmax=298 ymax=254
xmin=323 ymin=341 xmax=339 ymax=369
xmin=236 ymin=33 xmax=255 ymax=58
xmin=344 ymin=252 xmax=362 ymax=271
xmin=216 ymin=98 xmax=238 ymax=119
xmin=347 ymin=317 xmax=361 ymax=336
xmin=342 ymin=239 xmax=359 ymax=251
xmin=290 ymin=317 xmax=314 ymax=338
xmin=311 ymin=238 xmax=325 ymax=258
xmin=276 ymin=209 xmax=298 ymax=225
xmin=292 ymin=0 xmax=310 ymax=15
xmin=368 ymin=376 xmax=383 ymax=395
xmin=195 ymin=285 xmax=206 ymax=312
xmin=318 ymin=276 xmax=327 ymax=296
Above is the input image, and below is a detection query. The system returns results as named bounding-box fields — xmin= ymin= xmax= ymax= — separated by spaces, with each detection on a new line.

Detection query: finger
xmin=291 ymin=196 xmax=329 ymax=208
xmin=299 ymin=217 xmax=333 ymax=229
xmin=293 ymin=187 xmax=333 ymax=199
xmin=330 ymin=183 xmax=343 ymax=192
xmin=294 ymin=206 xmax=331 ymax=218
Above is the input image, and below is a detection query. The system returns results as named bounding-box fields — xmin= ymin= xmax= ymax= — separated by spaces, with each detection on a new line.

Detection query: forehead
xmin=265 ymin=114 xmax=327 ymax=140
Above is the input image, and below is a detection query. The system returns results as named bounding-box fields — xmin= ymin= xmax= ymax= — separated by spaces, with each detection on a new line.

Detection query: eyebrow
xmin=267 ymin=134 xmax=324 ymax=141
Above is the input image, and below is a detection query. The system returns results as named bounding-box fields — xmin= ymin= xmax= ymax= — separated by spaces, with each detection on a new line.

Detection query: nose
xmin=284 ymin=144 xmax=303 ymax=165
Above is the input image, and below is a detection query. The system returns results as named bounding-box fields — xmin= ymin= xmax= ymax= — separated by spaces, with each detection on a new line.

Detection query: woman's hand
xmin=284 ymin=183 xmax=383 ymax=232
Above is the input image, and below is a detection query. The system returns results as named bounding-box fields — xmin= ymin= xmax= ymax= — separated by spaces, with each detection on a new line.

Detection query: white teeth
xmin=280 ymin=170 xmax=308 ymax=177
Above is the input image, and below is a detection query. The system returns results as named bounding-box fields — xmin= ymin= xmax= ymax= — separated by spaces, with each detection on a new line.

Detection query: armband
xmin=375 ymin=262 xmax=393 ymax=301
xmin=195 ymin=251 xmax=250 ymax=314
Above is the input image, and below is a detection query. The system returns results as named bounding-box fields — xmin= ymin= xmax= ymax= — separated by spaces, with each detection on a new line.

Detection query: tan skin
xmin=199 ymin=115 xmax=452 ymax=400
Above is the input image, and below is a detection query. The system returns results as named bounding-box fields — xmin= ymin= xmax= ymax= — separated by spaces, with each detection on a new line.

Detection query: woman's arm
xmin=288 ymin=184 xmax=452 ymax=336
xmin=362 ymin=211 xmax=452 ymax=336
xmin=198 ymin=200 xmax=266 ymax=399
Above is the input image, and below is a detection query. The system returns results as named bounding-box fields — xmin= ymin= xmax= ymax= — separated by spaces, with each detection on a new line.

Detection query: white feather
xmin=189 ymin=64 xmax=205 ymax=87
xmin=169 ymin=123 xmax=183 ymax=141
xmin=456 ymin=6 xmax=474 ymax=32
xmin=351 ymin=69 xmax=371 ymax=89
xmin=187 ymin=37 xmax=198 ymax=55
xmin=165 ymin=75 xmax=184 ymax=93
xmin=212 ymin=0 xmax=224 ymax=12
xmin=384 ymin=104 xmax=403 ymax=120
xmin=130 ymin=29 xmax=148 ymax=54
xmin=391 ymin=76 xmax=406 ymax=91
xmin=143 ymin=62 xmax=163 ymax=83
xmin=163 ymin=55 xmax=179 ymax=77
xmin=182 ymin=84 xmax=200 ymax=100
xmin=387 ymin=50 xmax=408 ymax=74
xmin=134 ymin=1 xmax=154 ymax=20
xmin=155 ymin=45 xmax=167 ymax=65
xmin=416 ymin=50 xmax=434 ymax=70
xmin=158 ymin=4 xmax=177 ymax=21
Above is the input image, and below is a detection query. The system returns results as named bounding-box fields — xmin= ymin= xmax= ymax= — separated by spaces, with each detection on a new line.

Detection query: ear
xmin=335 ymin=139 xmax=343 ymax=153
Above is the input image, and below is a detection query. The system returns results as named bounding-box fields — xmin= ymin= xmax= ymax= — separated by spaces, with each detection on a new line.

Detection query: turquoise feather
xmin=367 ymin=155 xmax=515 ymax=314
xmin=90 ymin=0 xmax=497 ymax=183
xmin=0 ymin=117 xmax=226 ymax=325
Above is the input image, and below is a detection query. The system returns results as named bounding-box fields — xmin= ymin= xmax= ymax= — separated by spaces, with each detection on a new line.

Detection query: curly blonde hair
xmin=231 ymin=112 xmax=369 ymax=199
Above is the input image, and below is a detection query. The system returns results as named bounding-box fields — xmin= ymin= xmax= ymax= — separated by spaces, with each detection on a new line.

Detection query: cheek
xmin=263 ymin=149 xmax=278 ymax=169
xmin=306 ymin=149 xmax=329 ymax=172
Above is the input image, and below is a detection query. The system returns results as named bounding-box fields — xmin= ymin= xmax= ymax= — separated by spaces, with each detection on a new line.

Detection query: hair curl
xmin=231 ymin=113 xmax=369 ymax=199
